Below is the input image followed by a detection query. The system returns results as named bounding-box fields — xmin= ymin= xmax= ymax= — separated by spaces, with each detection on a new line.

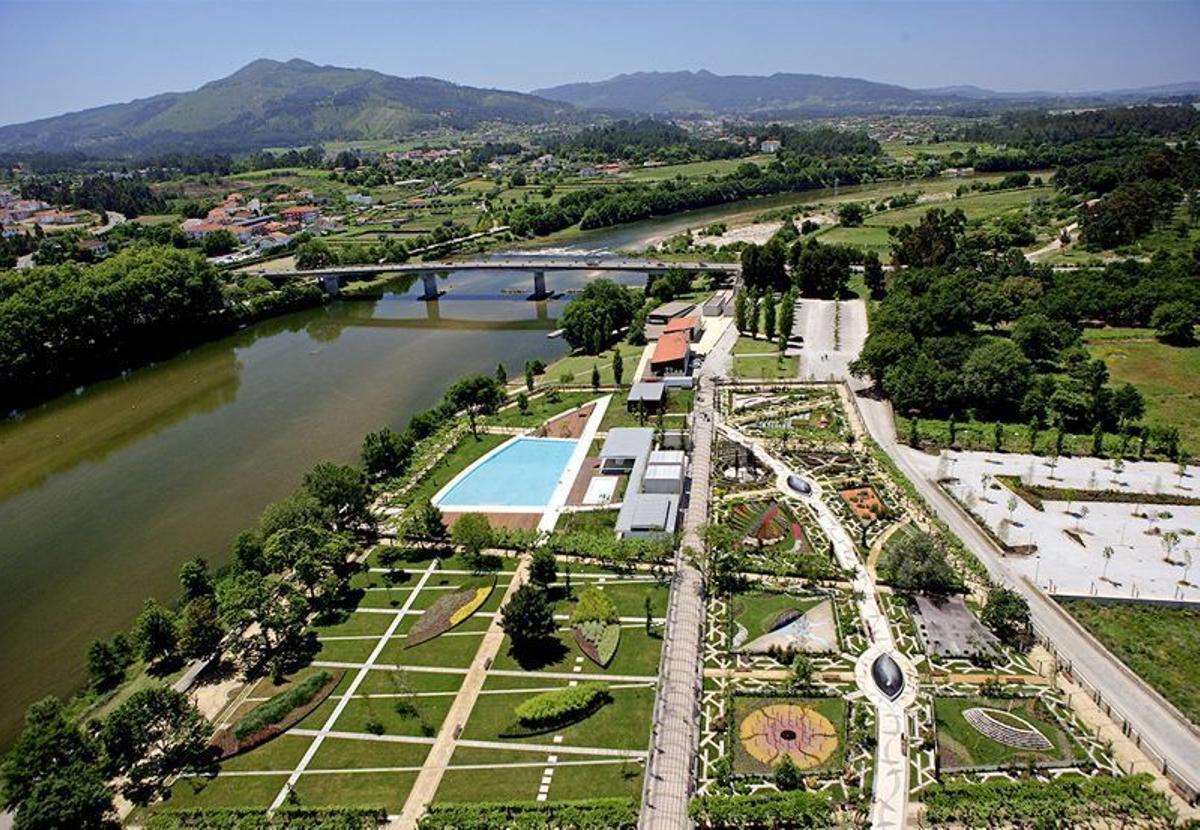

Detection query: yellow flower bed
xmin=449 ymin=585 xmax=492 ymax=627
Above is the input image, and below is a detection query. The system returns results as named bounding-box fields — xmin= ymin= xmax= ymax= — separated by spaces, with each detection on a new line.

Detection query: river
xmin=0 ymin=188 xmax=845 ymax=746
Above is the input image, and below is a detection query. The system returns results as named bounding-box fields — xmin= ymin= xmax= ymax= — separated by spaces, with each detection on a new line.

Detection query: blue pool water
xmin=435 ymin=437 xmax=578 ymax=507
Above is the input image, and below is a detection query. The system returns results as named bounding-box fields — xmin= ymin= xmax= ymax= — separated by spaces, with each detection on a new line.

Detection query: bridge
xmin=253 ymin=256 xmax=740 ymax=299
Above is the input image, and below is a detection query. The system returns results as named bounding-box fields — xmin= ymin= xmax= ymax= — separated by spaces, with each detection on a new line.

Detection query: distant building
xmin=599 ymin=427 xmax=682 ymax=538
xmin=760 ymin=140 xmax=782 ymax=153
xmin=279 ymin=205 xmax=321 ymax=224
xmin=345 ymin=193 xmax=374 ymax=206
xmin=703 ymin=290 xmax=733 ymax=317
xmin=626 ymin=381 xmax=667 ymax=415
xmin=77 ymin=237 xmax=108 ymax=257
xmin=649 ymin=332 xmax=692 ymax=379
xmin=647 ymin=301 xmax=696 ymax=326
xmin=662 ymin=316 xmax=703 ymax=343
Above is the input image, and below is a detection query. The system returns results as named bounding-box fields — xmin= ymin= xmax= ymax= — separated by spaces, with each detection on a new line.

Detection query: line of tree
xmin=543 ymin=119 xmax=748 ymax=164
xmin=19 ymin=173 xmax=167 ymax=217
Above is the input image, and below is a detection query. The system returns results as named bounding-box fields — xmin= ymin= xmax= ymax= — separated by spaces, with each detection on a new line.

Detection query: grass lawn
xmin=437 ymin=747 xmax=645 ymax=802
xmin=542 ymin=343 xmax=646 ymax=386
xmin=461 ymin=684 xmax=654 ymax=751
xmin=492 ymin=627 xmax=663 ymax=678
xmin=484 ymin=391 xmax=597 ymax=429
xmin=158 ymin=773 xmax=285 ymax=811
xmin=554 ymin=509 xmax=618 ymax=535
xmin=934 ymin=696 xmax=1081 ymax=770
xmin=1059 ymin=600 xmax=1200 ymax=725
xmin=378 ymin=628 xmax=486 ymax=669
xmin=733 ymin=354 xmax=798 ymax=380
xmin=290 ymin=770 xmax=417 ymax=813
xmin=403 ymin=432 xmax=508 ymax=506
xmin=220 ymin=734 xmax=312 ymax=772
xmin=1086 ymin=337 xmax=1200 ymax=451
xmin=733 ymin=335 xmax=780 ymax=355
xmin=311 ymin=736 xmax=431 ymax=769
xmin=731 ymin=696 xmax=847 ymax=775
xmin=600 ymin=387 xmax=693 ymax=429
xmin=732 ymin=591 xmax=825 ymax=643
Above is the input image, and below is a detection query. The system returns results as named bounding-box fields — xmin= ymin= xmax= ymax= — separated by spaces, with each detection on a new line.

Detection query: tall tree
xmin=445 ymin=374 xmax=506 ymax=440
xmin=99 ymin=687 xmax=210 ymax=804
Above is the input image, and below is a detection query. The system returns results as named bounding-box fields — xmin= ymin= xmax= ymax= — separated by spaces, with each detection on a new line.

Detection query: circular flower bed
xmin=738 ymin=703 xmax=839 ymax=770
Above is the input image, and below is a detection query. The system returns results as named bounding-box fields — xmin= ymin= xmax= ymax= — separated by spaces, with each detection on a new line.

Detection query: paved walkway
xmin=640 ymin=324 xmax=735 ymax=829
xmin=394 ymin=555 xmax=532 ymax=829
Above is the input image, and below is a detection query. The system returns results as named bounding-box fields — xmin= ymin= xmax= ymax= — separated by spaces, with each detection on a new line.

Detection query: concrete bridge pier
xmin=419 ymin=272 xmax=444 ymax=300
xmin=321 ymin=275 xmax=340 ymax=296
xmin=530 ymin=270 xmax=550 ymax=300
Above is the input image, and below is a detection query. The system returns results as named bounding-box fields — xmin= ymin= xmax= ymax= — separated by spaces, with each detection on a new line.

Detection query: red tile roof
xmin=651 ymin=332 xmax=690 ymax=365
xmin=662 ymin=316 xmax=699 ymax=334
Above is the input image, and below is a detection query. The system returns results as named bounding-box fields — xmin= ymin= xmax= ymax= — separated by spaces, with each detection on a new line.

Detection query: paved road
xmin=792 ymin=298 xmax=868 ymax=381
xmin=853 ymin=388 xmax=1200 ymax=795
xmin=260 ymin=256 xmax=741 ymax=280
xmin=640 ymin=324 xmax=735 ymax=829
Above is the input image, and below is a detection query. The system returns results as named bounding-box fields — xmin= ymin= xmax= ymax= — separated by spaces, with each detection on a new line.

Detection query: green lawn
xmin=462 ymin=684 xmax=654 ymax=750
xmin=934 ymin=696 xmax=1081 ymax=770
xmin=483 ymin=391 xmax=597 ymax=429
xmin=731 ymin=591 xmax=824 ymax=643
xmin=1086 ymin=337 xmax=1200 ymax=451
xmin=541 ymin=343 xmax=646 ymax=386
xmin=733 ymin=354 xmax=798 ymax=380
xmin=733 ymin=335 xmax=780 ymax=355
xmin=554 ymin=509 xmax=619 ymax=535
xmin=1059 ymin=600 xmax=1200 ymax=725
xmin=492 ymin=627 xmax=663 ymax=678
xmin=600 ymin=387 xmax=693 ymax=429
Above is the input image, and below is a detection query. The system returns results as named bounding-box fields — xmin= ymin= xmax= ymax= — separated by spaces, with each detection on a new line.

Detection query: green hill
xmin=0 ymin=58 xmax=575 ymax=156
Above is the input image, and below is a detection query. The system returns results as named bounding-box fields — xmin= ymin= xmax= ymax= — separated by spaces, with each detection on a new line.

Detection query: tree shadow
xmin=509 ymin=636 xmax=569 ymax=671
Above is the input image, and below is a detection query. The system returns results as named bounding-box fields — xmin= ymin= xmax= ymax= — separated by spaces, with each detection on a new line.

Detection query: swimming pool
xmin=434 ymin=437 xmax=579 ymax=508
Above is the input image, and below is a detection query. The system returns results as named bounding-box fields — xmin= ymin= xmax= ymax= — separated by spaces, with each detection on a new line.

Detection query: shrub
xmin=234 ymin=671 xmax=331 ymax=740
xmin=690 ymin=789 xmax=840 ymax=829
xmin=146 ymin=808 xmax=387 ymax=829
xmin=571 ymin=587 xmax=618 ymax=625
xmin=418 ymin=799 xmax=636 ymax=830
xmin=514 ymin=682 xmax=610 ymax=728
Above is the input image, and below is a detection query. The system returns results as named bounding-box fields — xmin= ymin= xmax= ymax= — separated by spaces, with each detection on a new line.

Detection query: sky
xmin=2 ymin=0 xmax=1199 ymax=126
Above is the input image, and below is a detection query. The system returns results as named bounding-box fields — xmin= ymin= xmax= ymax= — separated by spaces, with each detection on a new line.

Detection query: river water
xmin=0 ymin=189 xmax=841 ymax=746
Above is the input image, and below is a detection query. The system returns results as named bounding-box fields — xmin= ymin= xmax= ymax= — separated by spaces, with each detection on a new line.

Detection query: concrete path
xmin=792 ymin=298 xmax=868 ymax=381
xmin=268 ymin=560 xmax=440 ymax=812
xmin=395 ymin=555 xmax=532 ymax=829
xmin=640 ymin=323 xmax=736 ymax=829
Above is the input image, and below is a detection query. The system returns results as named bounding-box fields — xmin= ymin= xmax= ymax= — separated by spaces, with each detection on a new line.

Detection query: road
xmin=792 ymin=298 xmax=868 ymax=381
xmin=259 ymin=256 xmax=741 ymax=280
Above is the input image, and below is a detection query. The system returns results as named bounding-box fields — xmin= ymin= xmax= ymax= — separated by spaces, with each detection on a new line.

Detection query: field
xmin=733 ymin=354 xmax=799 ymax=380
xmin=621 ymin=155 xmax=772 ymax=182
xmin=881 ymin=141 xmax=1000 ymax=160
xmin=816 ymin=186 xmax=1055 ymax=255
xmin=1058 ymin=600 xmax=1200 ymax=725
xmin=1085 ymin=331 xmax=1200 ymax=450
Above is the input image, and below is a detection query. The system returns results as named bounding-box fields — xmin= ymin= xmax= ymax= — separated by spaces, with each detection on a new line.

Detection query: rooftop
xmin=599 ymin=427 xmax=654 ymax=460
xmin=627 ymin=381 xmax=666 ymax=403
xmin=651 ymin=332 xmax=690 ymax=365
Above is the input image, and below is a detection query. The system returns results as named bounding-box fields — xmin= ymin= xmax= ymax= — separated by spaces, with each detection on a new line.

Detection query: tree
xmin=445 ymin=374 xmax=506 ymax=439
xmin=217 ymin=572 xmax=311 ymax=678
xmin=763 ymin=294 xmax=777 ymax=340
xmin=1 ymin=697 xmax=99 ymax=810
xmin=451 ymin=512 xmax=494 ymax=570
xmin=178 ymin=557 xmax=213 ymax=602
xmin=889 ymin=207 xmax=965 ymax=267
xmin=201 ymin=229 xmax=237 ymax=257
xmin=1151 ymin=301 xmax=1195 ymax=345
xmin=774 ymin=755 xmax=803 ymax=791
xmin=13 ymin=762 xmax=114 ymax=830
xmin=1102 ymin=545 xmax=1115 ymax=580
xmin=789 ymin=654 xmax=814 ymax=691
xmin=303 ymin=462 xmax=372 ymax=532
xmin=529 ymin=549 xmax=558 ymax=587
xmin=734 ymin=290 xmax=748 ymax=332
xmin=99 ymin=687 xmax=210 ymax=803
xmin=516 ymin=392 xmax=529 ymax=414
xmin=178 ymin=597 xmax=224 ymax=659
xmin=524 ymin=361 xmax=536 ymax=392
xmin=591 ymin=364 xmax=600 ymax=390
xmin=559 ymin=279 xmax=638 ymax=354
xmin=863 ymin=251 xmax=886 ymax=299
xmin=86 ymin=639 xmax=128 ymax=693
xmin=961 ymin=338 xmax=1032 ymax=417
xmin=1112 ymin=383 xmax=1145 ymax=430
xmin=837 ymin=202 xmax=866 ymax=227
xmin=500 ymin=584 xmax=557 ymax=654
xmin=294 ymin=238 xmax=336 ymax=269
xmin=612 ymin=349 xmax=624 ymax=386
xmin=495 ymin=362 xmax=508 ymax=386
xmin=132 ymin=599 xmax=178 ymax=666
xmin=361 ymin=427 xmax=415 ymax=481
xmin=1011 ymin=313 xmax=1060 ymax=363
xmin=877 ymin=531 xmax=959 ymax=596
xmin=230 ymin=529 xmax=266 ymax=574
xmin=411 ymin=499 xmax=447 ymax=545
xmin=792 ymin=240 xmax=852 ymax=298
xmin=981 ymin=587 xmax=1032 ymax=650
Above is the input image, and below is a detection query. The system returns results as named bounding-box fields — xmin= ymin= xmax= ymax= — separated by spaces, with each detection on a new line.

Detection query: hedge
xmin=234 ymin=671 xmax=332 ymax=740
xmin=921 ymin=774 xmax=1178 ymax=828
xmin=514 ymin=682 xmax=610 ymax=727
xmin=145 ymin=807 xmax=386 ymax=829
xmin=689 ymin=790 xmax=842 ymax=829
xmin=417 ymin=799 xmax=637 ymax=830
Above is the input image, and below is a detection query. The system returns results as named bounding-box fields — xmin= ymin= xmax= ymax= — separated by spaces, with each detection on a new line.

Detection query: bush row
xmin=689 ymin=789 xmax=844 ymax=829
xmin=417 ymin=798 xmax=637 ymax=830
xmin=514 ymin=682 xmax=610 ymax=728
xmin=234 ymin=670 xmax=331 ymax=740
xmin=145 ymin=807 xmax=387 ymax=829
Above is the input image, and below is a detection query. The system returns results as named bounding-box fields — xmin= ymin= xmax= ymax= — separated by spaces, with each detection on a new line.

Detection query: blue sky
xmin=2 ymin=0 xmax=1198 ymax=126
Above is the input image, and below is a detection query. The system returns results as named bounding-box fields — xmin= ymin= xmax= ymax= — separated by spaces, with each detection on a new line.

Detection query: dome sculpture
xmin=871 ymin=652 xmax=904 ymax=701
xmin=787 ymin=474 xmax=811 ymax=495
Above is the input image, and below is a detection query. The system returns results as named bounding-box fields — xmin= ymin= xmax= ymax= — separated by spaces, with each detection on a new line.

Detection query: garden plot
xmin=148 ymin=551 xmax=517 ymax=817
xmin=921 ymin=449 xmax=1200 ymax=601
xmin=716 ymin=496 xmax=838 ymax=580
xmin=932 ymin=694 xmax=1089 ymax=772
xmin=436 ymin=565 xmax=669 ymax=805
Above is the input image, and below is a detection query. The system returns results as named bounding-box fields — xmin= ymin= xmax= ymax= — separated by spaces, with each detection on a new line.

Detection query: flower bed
xmin=406 ymin=579 xmax=495 ymax=648
xmin=211 ymin=670 xmax=342 ymax=758
xmin=571 ymin=587 xmax=621 ymax=666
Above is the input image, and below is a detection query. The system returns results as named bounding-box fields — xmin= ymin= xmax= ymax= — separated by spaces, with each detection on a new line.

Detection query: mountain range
xmin=533 ymin=70 xmax=1200 ymax=116
xmin=0 ymin=59 xmax=573 ymax=157
xmin=2 ymin=60 xmax=1197 ymax=157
